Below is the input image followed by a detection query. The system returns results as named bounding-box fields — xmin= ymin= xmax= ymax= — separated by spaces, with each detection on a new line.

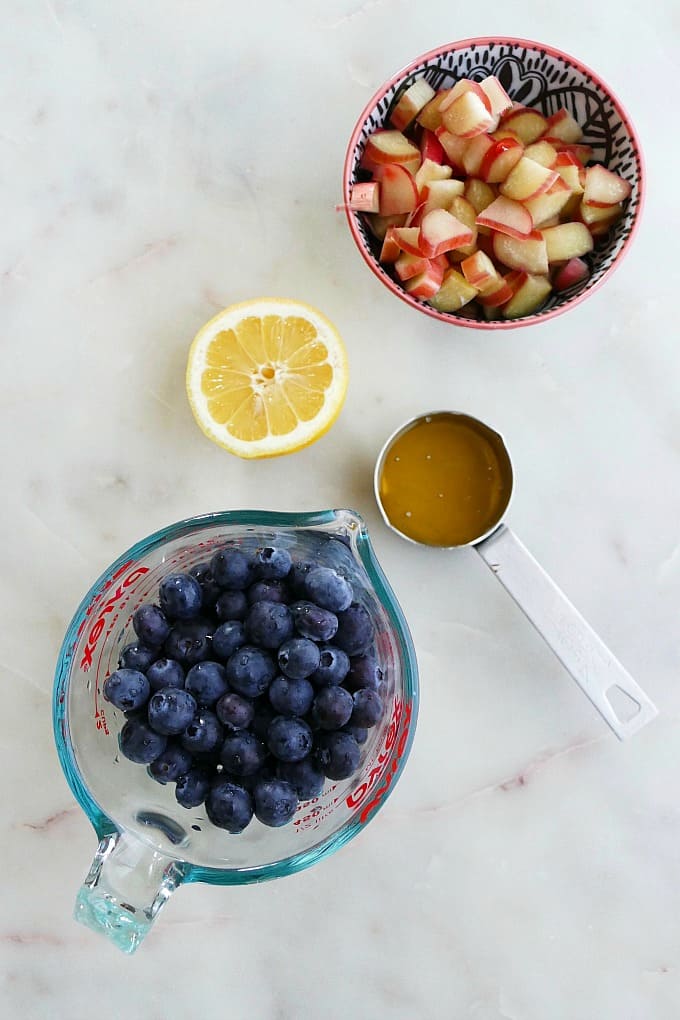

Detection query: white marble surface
xmin=3 ymin=0 xmax=680 ymax=1016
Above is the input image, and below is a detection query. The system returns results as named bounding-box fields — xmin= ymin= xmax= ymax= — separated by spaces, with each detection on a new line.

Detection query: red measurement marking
xmin=344 ymin=699 xmax=413 ymax=825
xmin=94 ymin=706 xmax=110 ymax=736
xmin=79 ymin=563 xmax=149 ymax=671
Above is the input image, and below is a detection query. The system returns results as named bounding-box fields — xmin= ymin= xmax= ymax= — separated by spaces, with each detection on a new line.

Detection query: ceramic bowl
xmin=342 ymin=37 xmax=644 ymax=330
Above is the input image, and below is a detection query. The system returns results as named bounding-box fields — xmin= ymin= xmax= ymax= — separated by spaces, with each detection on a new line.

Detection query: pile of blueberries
xmin=103 ymin=542 xmax=385 ymax=834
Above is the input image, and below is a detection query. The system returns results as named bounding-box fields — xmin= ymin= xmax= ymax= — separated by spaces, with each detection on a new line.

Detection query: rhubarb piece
xmin=418 ymin=208 xmax=474 ymax=258
xmin=373 ymin=164 xmax=418 ymax=216
xmin=543 ymin=108 xmax=582 ymax=144
xmin=522 ymin=140 xmax=559 ymax=168
xmin=582 ymin=164 xmax=632 ymax=207
xmin=553 ymin=256 xmax=590 ymax=291
xmin=463 ymin=178 xmax=497 ymax=214
xmin=541 ymin=221 xmax=595 ymax=262
xmin=502 ymin=272 xmax=552 ymax=318
xmin=420 ymin=179 xmax=465 ymax=213
xmin=499 ymin=156 xmax=559 ymax=202
xmin=441 ymin=90 xmax=495 ymax=137
xmin=348 ymin=182 xmax=380 ymax=213
xmin=361 ymin=130 xmax=421 ymax=172
xmin=447 ymin=196 xmax=478 ymax=257
xmin=476 ymin=273 xmax=515 ymax=308
xmin=390 ymin=226 xmax=423 ymax=256
xmin=492 ymin=230 xmax=549 ymax=276
xmin=428 ymin=268 xmax=479 ymax=312
xmin=365 ymin=212 xmax=408 ymax=241
xmin=460 ymin=250 xmax=500 ymax=292
xmin=434 ymin=127 xmax=470 ymax=172
xmin=390 ymin=79 xmax=437 ymax=131
xmin=577 ymin=201 xmax=624 ymax=236
xmin=479 ymin=76 xmax=513 ymax=119
xmin=404 ymin=258 xmax=446 ymax=298
xmin=479 ymin=138 xmax=524 ymax=184
xmin=417 ymin=90 xmax=451 ymax=131
xmin=498 ymin=106 xmax=549 ymax=144
xmin=415 ymin=158 xmax=453 ymax=194
xmin=394 ymin=250 xmax=431 ymax=281
xmin=523 ymin=178 xmax=572 ymax=228
xmin=379 ymin=228 xmax=402 ymax=263
xmin=476 ymin=196 xmax=534 ymax=239
xmin=462 ymin=134 xmax=495 ymax=176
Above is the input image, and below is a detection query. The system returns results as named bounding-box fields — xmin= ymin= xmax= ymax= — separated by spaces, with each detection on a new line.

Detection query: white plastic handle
xmin=476 ymin=524 xmax=658 ymax=740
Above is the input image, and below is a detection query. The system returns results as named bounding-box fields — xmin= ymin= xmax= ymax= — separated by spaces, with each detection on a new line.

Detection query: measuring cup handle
xmin=74 ymin=830 xmax=186 ymax=953
xmin=475 ymin=524 xmax=658 ymax=740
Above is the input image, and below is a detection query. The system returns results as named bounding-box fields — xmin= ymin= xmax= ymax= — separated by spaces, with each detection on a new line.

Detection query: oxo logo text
xmin=78 ymin=562 xmax=150 ymax=671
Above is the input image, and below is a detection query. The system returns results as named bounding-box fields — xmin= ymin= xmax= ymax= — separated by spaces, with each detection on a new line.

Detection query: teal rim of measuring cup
xmin=52 ymin=508 xmax=419 ymax=886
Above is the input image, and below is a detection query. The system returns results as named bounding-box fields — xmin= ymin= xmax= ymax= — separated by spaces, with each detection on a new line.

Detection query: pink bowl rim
xmin=342 ymin=36 xmax=646 ymax=331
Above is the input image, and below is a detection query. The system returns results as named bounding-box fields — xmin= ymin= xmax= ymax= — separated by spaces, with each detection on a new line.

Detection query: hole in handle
xmin=605 ymin=685 xmax=641 ymax=724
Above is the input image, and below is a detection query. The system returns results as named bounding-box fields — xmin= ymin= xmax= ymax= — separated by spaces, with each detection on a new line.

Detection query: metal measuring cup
xmin=374 ymin=410 xmax=658 ymax=740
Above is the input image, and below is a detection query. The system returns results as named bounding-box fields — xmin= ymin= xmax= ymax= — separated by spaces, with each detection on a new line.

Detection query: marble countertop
xmin=3 ymin=1 xmax=680 ymax=1017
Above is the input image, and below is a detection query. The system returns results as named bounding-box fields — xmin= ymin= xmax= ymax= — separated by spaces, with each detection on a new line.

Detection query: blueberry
xmin=247 ymin=578 xmax=289 ymax=605
xmin=304 ymin=566 xmax=353 ymax=613
xmin=180 ymin=710 xmax=223 ymax=754
xmin=253 ymin=545 xmax=292 ymax=580
xmin=326 ymin=530 xmax=352 ymax=549
xmin=210 ymin=546 xmax=253 ymax=590
xmin=175 ymin=767 xmax=212 ymax=808
xmin=120 ymin=717 xmax=167 ymax=764
xmin=340 ymin=724 xmax=369 ymax=745
xmin=148 ymin=744 xmax=194 ymax=784
xmin=344 ymin=652 xmax=384 ymax=692
xmin=277 ymin=758 xmax=325 ymax=800
xmin=226 ymin=645 xmax=276 ymax=697
xmin=220 ymin=731 xmax=267 ymax=777
xmin=312 ymin=686 xmax=354 ymax=730
xmin=207 ymin=779 xmax=253 ymax=833
xmin=290 ymin=600 xmax=338 ymax=642
xmin=310 ymin=645 xmax=350 ymax=687
xmin=164 ymin=619 xmax=212 ymax=667
xmin=315 ymin=731 xmax=361 ymax=780
xmin=267 ymin=716 xmax=313 ymax=763
xmin=118 ymin=641 xmax=157 ymax=671
xmin=246 ymin=600 xmax=294 ymax=649
xmin=189 ymin=562 xmax=222 ymax=610
xmin=287 ymin=559 xmax=314 ymax=598
xmin=277 ymin=637 xmax=320 ymax=680
xmin=251 ymin=700 xmax=277 ymax=742
xmin=158 ymin=572 xmax=203 ymax=620
xmin=351 ymin=688 xmax=384 ymax=728
xmin=132 ymin=604 xmax=171 ymax=648
xmin=146 ymin=658 xmax=185 ymax=692
xmin=253 ymin=778 xmax=298 ymax=827
xmin=185 ymin=660 xmax=229 ymax=708
xmin=229 ymin=762 xmax=276 ymax=793
xmin=147 ymin=688 xmax=197 ymax=735
xmin=103 ymin=668 xmax=150 ymax=712
xmin=268 ymin=676 xmax=314 ymax=717
xmin=216 ymin=692 xmax=255 ymax=731
xmin=334 ymin=603 xmax=374 ymax=656
xmin=212 ymin=620 xmax=246 ymax=661
xmin=215 ymin=589 xmax=249 ymax=622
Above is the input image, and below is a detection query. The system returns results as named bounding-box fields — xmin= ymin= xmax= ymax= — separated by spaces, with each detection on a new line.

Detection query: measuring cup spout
xmin=74 ymin=831 xmax=186 ymax=953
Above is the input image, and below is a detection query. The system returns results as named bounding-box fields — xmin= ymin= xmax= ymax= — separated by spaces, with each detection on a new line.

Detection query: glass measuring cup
xmin=374 ymin=411 xmax=657 ymax=740
xmin=53 ymin=509 xmax=418 ymax=953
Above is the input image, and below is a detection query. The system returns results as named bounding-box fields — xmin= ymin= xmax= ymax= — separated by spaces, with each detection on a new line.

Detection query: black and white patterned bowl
xmin=342 ymin=37 xmax=644 ymax=330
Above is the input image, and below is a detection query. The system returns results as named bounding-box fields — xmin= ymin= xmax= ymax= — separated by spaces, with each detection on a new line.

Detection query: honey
xmin=377 ymin=412 xmax=513 ymax=547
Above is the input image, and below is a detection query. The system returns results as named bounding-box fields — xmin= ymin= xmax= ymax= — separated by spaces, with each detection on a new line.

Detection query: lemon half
xmin=186 ymin=298 xmax=348 ymax=459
